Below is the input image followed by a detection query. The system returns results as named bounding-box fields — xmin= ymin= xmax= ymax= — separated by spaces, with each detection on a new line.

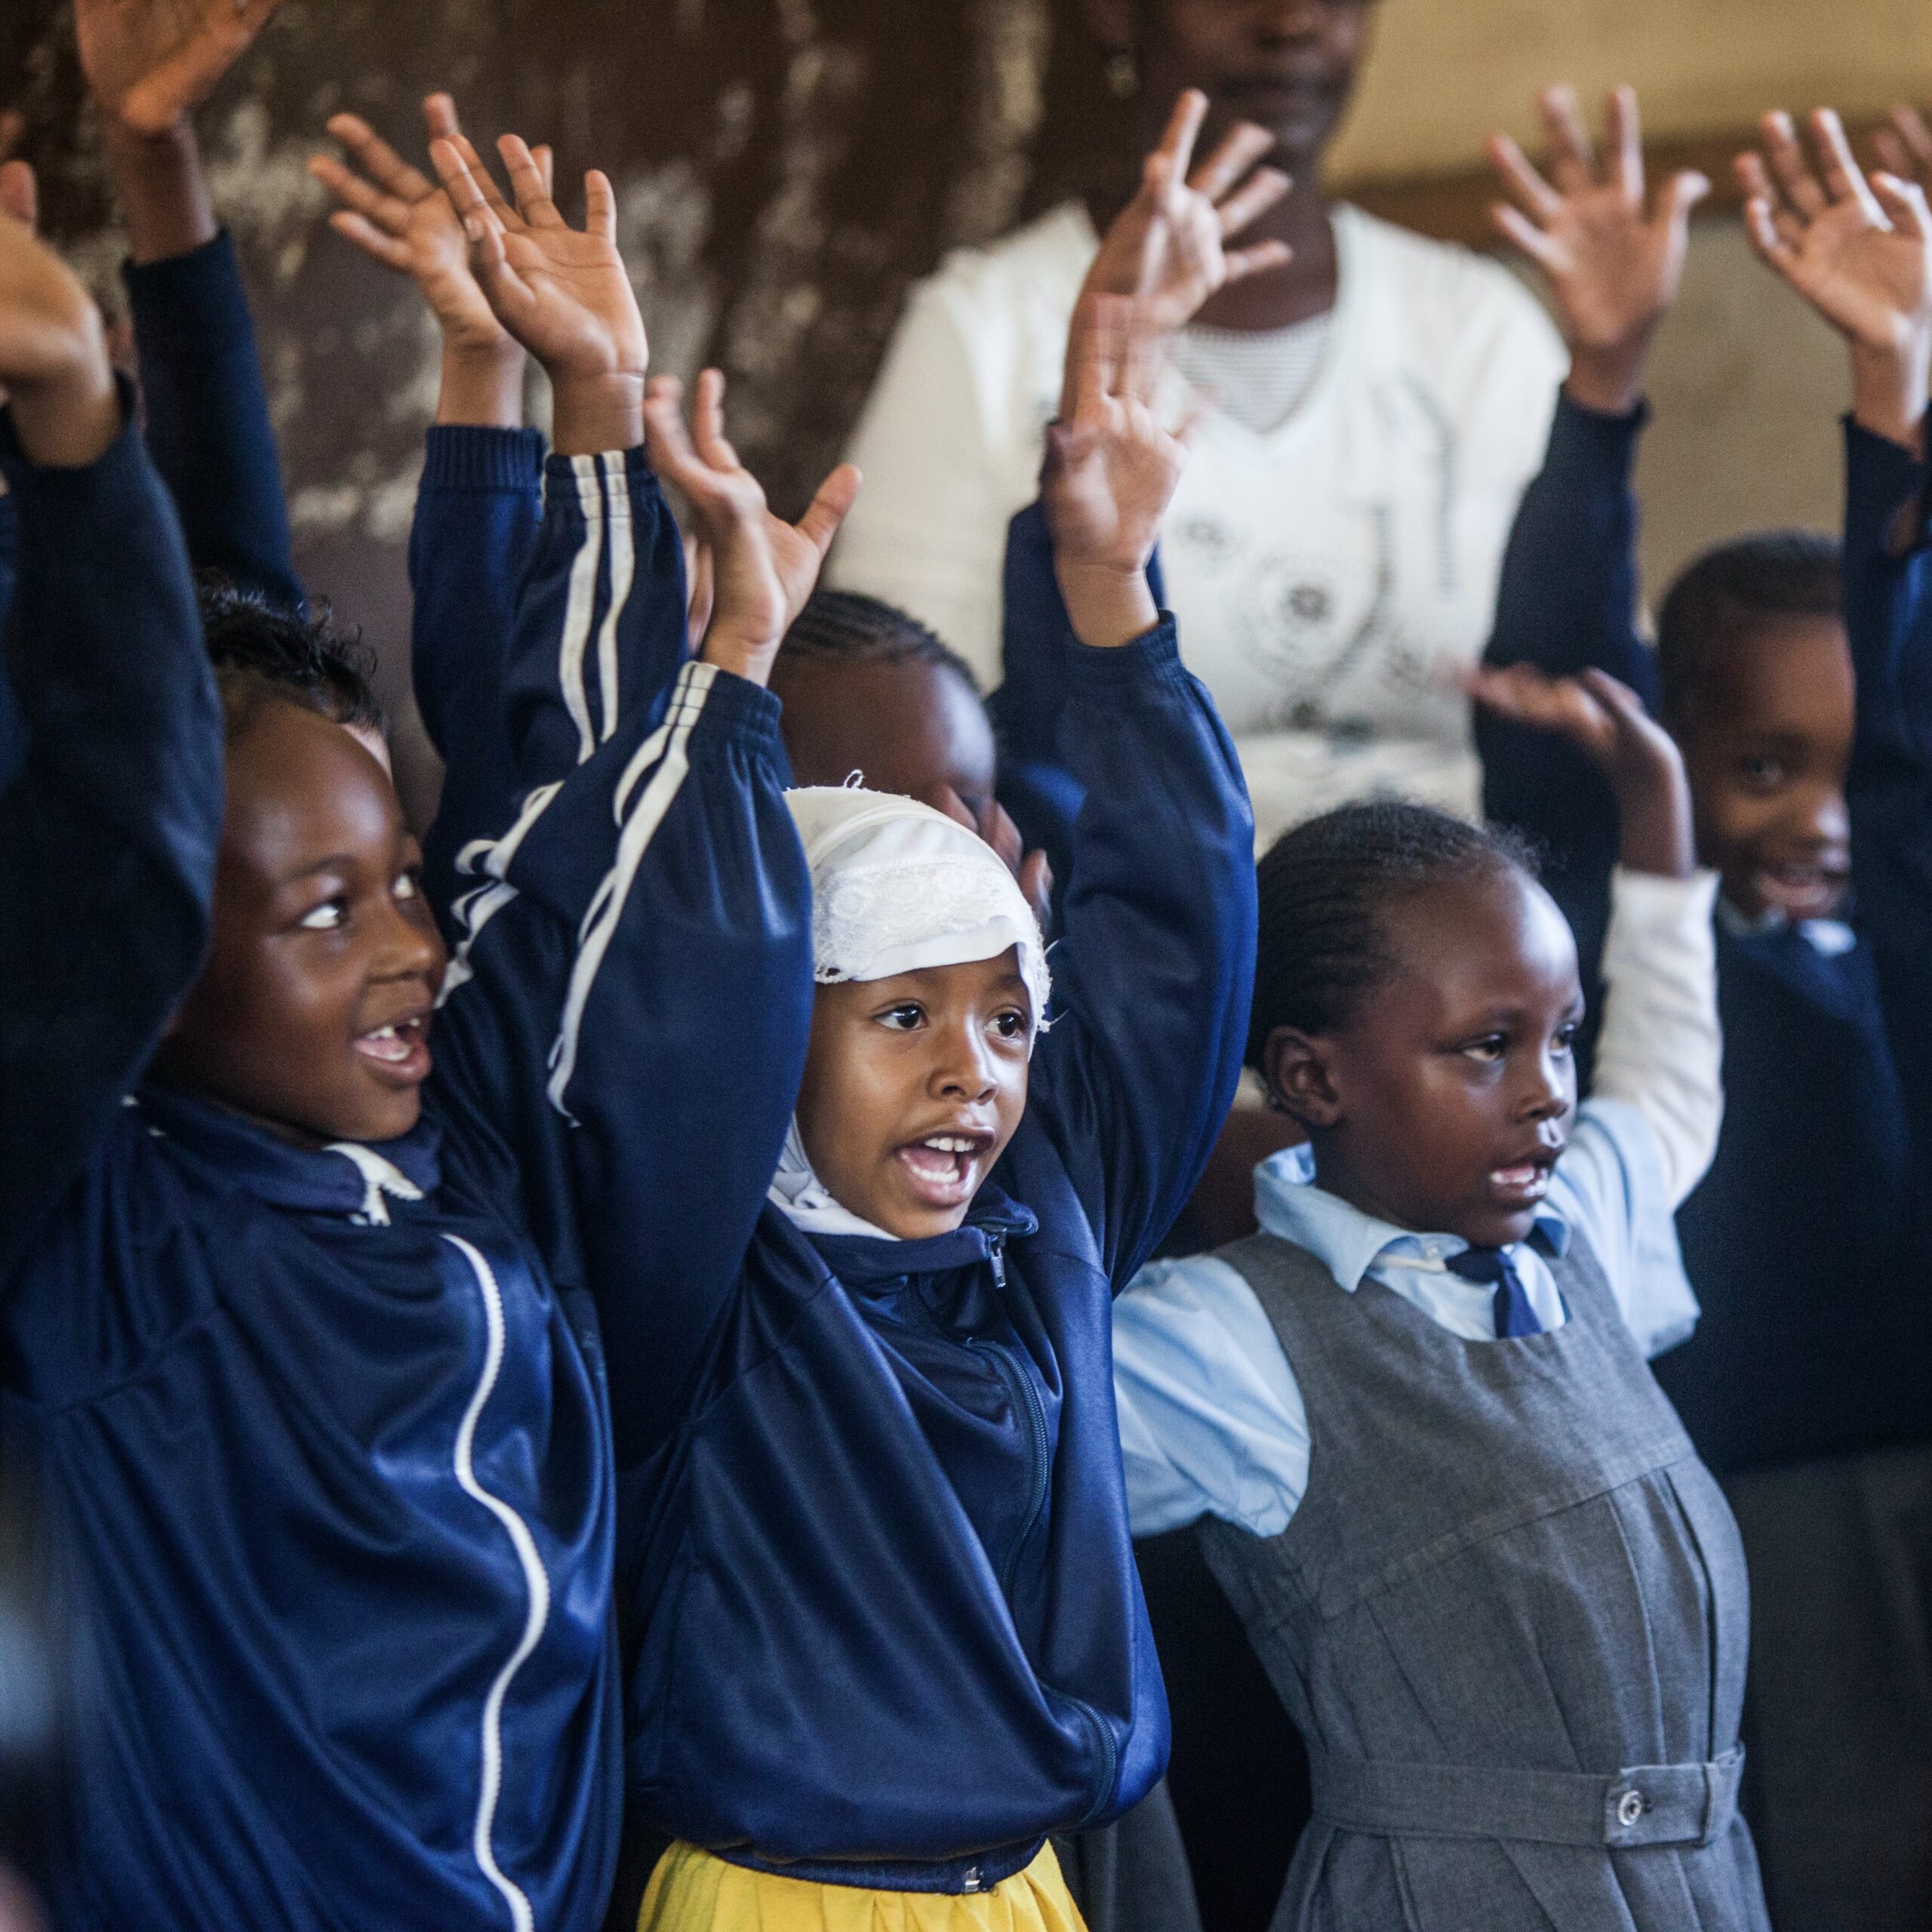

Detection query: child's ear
xmin=1263 ymin=1025 xmax=1342 ymax=1132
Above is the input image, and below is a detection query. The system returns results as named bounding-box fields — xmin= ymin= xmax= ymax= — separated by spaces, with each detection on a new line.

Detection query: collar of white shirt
xmin=1251 ymin=1143 xmax=1571 ymax=1297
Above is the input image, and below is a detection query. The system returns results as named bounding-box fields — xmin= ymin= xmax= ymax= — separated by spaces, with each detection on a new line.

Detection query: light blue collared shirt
xmin=1113 ymin=1102 xmax=1700 ymax=1540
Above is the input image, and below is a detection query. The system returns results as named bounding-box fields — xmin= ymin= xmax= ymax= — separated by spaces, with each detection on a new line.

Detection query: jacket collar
xmin=133 ymin=1083 xmax=442 ymax=1221
xmin=802 ymin=1184 xmax=1039 ymax=1286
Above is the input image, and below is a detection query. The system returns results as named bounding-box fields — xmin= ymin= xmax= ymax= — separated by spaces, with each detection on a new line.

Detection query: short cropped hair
xmin=776 ymin=590 xmax=981 ymax=695
xmin=197 ymin=577 xmax=384 ymax=742
xmin=1247 ymin=800 xmax=1539 ymax=1065
xmin=1657 ymin=531 xmax=1841 ymax=726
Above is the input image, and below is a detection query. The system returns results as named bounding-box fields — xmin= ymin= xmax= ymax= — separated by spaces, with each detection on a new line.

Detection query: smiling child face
xmin=155 ymin=700 xmax=447 ymax=1147
xmin=1675 ymin=612 xmax=1854 ymax=925
xmin=1266 ymin=866 xmax=1583 ymax=1247
xmin=794 ymin=949 xmax=1032 ymax=1239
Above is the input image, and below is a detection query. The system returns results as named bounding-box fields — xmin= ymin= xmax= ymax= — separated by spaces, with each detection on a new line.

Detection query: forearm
xmin=437 ymin=343 xmax=525 ymax=428
xmin=1588 ymin=869 xmax=1722 ymax=1208
xmin=124 ymin=228 xmax=301 ymax=607
xmin=100 ymin=119 xmax=215 ymax=266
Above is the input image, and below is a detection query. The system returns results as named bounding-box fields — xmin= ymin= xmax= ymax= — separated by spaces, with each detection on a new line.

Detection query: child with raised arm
xmin=423 ymin=122 xmax=1257 ymax=1924
xmin=1112 ymin=638 xmax=1766 ymax=1923
xmin=0 ymin=162 xmax=775 ymax=1925
xmin=1477 ymin=94 xmax=1932 ymax=1930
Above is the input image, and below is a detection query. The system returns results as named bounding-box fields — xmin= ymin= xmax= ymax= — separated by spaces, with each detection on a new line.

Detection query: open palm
xmin=430 ymin=134 xmax=645 ymax=380
xmin=1079 ymin=88 xmax=1289 ymax=346
xmin=75 ymin=0 xmax=285 ymax=134
xmin=1740 ymin=110 xmax=1932 ymax=353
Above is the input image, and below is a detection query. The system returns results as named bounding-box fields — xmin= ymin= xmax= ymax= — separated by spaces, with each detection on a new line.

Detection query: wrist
xmin=436 ymin=342 xmax=525 ymax=428
xmin=1849 ymin=339 xmax=1930 ymax=457
xmin=548 ymin=371 xmax=645 ymax=457
xmin=9 ymin=328 xmax=121 ymax=468
xmin=1054 ymin=558 xmax=1158 ymax=651
xmin=1564 ymin=337 xmax=1651 ymax=418
xmin=99 ymin=117 xmax=217 ymax=264
xmin=1613 ymin=755 xmax=1696 ymax=879
xmin=699 ymin=626 xmax=778 ymax=688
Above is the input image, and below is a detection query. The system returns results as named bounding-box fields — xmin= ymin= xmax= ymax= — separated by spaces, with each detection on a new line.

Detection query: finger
xmin=1740 ymin=192 xmax=1798 ymax=274
xmin=1215 ymin=163 xmax=1289 ymax=239
xmin=466 ymin=219 xmax=538 ymax=321
xmin=1537 ymin=84 xmax=1598 ymax=196
xmin=1189 ymin=121 xmax=1275 ymax=204
xmin=1577 ymin=667 xmax=1645 ymax=717
xmin=497 ymin=134 xmax=562 ymax=226
xmin=1607 ymin=84 xmax=1644 ymax=204
xmin=326 ymin=208 xmax=414 ymax=271
xmin=429 ymin=136 xmax=500 ymax=233
xmin=1120 ymin=310 xmax=1164 ymax=407
xmin=931 ymin=785 xmax=978 ymax=834
xmin=690 ymin=368 xmax=741 ymax=474
xmin=643 ymin=376 xmax=703 ymax=482
xmin=1872 ymin=170 xmax=1932 ymax=246
xmin=1810 ymin=108 xmax=1883 ymax=223
xmin=1760 ymin=110 xmax=1829 ymax=219
xmin=444 ymin=130 xmax=515 ymax=220
xmin=795 ymin=463 xmax=865 ymax=564
xmin=308 ymin=154 xmax=414 ymax=235
xmin=1223 ymin=237 xmax=1293 ymax=285
xmin=1875 ymin=128 xmax=1914 ymax=181
xmin=1489 ymin=201 xmax=1565 ymax=273
xmin=1155 ymin=88 xmax=1209 ymax=186
xmin=421 ymin=91 xmax=468 ymax=147
xmin=324 ymin=112 xmax=435 ymax=202
xmin=534 ymin=143 xmax=555 ymax=198
xmin=1661 ymin=168 xmax=1712 ymax=229
xmin=0 ymin=158 xmax=37 ymax=232
xmin=1069 ymin=294 xmax=1123 ymax=417
xmin=1486 ymin=131 xmax=1562 ymax=223
xmin=684 ymin=534 xmax=715 ymax=645
xmin=0 ymin=109 xmax=23 ymax=164
xmin=1019 ymin=849 xmax=1054 ymax=931
xmin=583 ymin=168 xmax=617 ymax=244
xmin=1889 ymin=105 xmax=1932 ymax=173
xmin=982 ymin=798 xmax=1025 ymax=875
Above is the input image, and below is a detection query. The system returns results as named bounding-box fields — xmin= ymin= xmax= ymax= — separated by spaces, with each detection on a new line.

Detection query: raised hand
xmin=1875 ymin=106 xmax=1932 ymax=194
xmin=1077 ymin=88 xmax=1290 ymax=353
xmin=1043 ymin=294 xmax=1189 ymax=651
xmin=1466 ymin=663 xmax=1693 ymax=878
xmin=0 ymin=209 xmax=118 ymax=466
xmin=643 ymin=369 xmax=860 ymax=686
xmin=431 ymin=131 xmax=645 ymax=452
xmin=1487 ymin=85 xmax=1707 ymax=415
xmin=75 ymin=0 xmax=285 ymax=137
xmin=1739 ymin=109 xmax=1932 ymax=448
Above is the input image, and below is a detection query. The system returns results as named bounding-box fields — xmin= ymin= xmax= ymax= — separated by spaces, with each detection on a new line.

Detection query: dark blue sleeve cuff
xmin=422 ymin=424 xmax=547 ymax=492
xmin=1844 ymin=416 xmax=1930 ymax=557
xmin=693 ymin=664 xmax=784 ymax=757
xmin=1059 ymin=611 xmax=1185 ymax=691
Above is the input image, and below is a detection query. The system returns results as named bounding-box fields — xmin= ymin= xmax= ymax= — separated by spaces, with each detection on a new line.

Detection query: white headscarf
xmin=768 ymin=785 xmax=1051 ymax=1241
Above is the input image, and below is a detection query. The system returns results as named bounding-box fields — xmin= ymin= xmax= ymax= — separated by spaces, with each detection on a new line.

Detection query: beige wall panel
xmin=1331 ymin=0 xmax=1932 ymax=183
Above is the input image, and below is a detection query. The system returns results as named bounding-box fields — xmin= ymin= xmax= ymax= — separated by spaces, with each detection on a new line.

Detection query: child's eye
xmin=1737 ymin=754 xmax=1786 ymax=791
xmin=1460 ymin=1036 xmax=1507 ymax=1064
xmin=298 ymin=898 xmax=348 ymax=932
xmin=1554 ymin=1024 xmax=1580 ymax=1056
xmin=992 ymin=1008 xmax=1029 ymax=1041
xmin=877 ymin=1004 xmax=925 ymax=1032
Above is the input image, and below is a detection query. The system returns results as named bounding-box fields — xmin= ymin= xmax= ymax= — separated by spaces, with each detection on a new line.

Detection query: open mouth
xmin=1487 ymin=1149 xmax=1560 ymax=1210
xmin=895 ymin=1130 xmax=995 ymax=1210
xmin=352 ymin=1013 xmax=432 ymax=1084
xmin=1751 ymin=861 xmax=1850 ymax=923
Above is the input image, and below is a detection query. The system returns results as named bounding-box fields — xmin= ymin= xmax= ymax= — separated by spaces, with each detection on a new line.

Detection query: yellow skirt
xmin=637 ymin=1841 xmax=1087 ymax=1932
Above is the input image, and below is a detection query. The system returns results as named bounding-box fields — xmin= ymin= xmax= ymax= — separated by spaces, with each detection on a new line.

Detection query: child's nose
xmin=932 ymin=1026 xmax=998 ymax=1100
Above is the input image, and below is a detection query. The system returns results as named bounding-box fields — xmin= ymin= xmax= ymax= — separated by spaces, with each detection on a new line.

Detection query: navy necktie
xmin=1444 ymin=1244 xmax=1541 ymax=1339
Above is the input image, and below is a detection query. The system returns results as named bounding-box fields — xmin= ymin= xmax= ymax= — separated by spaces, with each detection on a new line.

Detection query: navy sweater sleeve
xmin=428 ymin=452 xmax=809 ymax=1466
xmin=0 ymin=401 xmax=221 ymax=1290
xmin=1839 ymin=418 xmax=1932 ymax=1197
xmin=1479 ymin=394 xmax=1656 ymax=986
xmin=408 ymin=424 xmax=546 ymax=921
xmin=1008 ymin=515 xmax=1257 ymax=1287
xmin=988 ymin=500 xmax=1168 ymax=900
xmin=124 ymin=231 xmax=303 ymax=611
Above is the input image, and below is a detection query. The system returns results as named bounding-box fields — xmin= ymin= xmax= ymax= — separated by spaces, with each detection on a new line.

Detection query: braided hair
xmin=1247 ymin=800 xmax=1540 ymax=1069
xmin=197 ymin=576 xmax=384 ymax=743
xmin=775 ymin=589 xmax=981 ymax=695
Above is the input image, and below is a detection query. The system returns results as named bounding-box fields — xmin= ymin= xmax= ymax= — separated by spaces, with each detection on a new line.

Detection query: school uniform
xmin=1114 ymin=862 xmax=1768 ymax=1928
xmin=1481 ymin=395 xmax=1932 ymax=1927
xmin=0 ymin=404 xmax=768 ymax=1927
xmin=411 ymin=441 xmax=1258 ymax=1911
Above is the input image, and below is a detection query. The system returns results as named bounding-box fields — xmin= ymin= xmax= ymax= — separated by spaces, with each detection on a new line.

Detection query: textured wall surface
xmin=3 ymin=0 xmax=1911 ymax=809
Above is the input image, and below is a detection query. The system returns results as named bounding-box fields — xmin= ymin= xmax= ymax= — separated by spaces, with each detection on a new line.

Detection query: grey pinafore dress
xmin=1197 ymin=1229 xmax=1771 ymax=1931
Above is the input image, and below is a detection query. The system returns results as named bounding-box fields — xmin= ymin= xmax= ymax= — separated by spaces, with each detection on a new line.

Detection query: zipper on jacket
xmin=971 ymin=1234 xmax=1050 ymax=1601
